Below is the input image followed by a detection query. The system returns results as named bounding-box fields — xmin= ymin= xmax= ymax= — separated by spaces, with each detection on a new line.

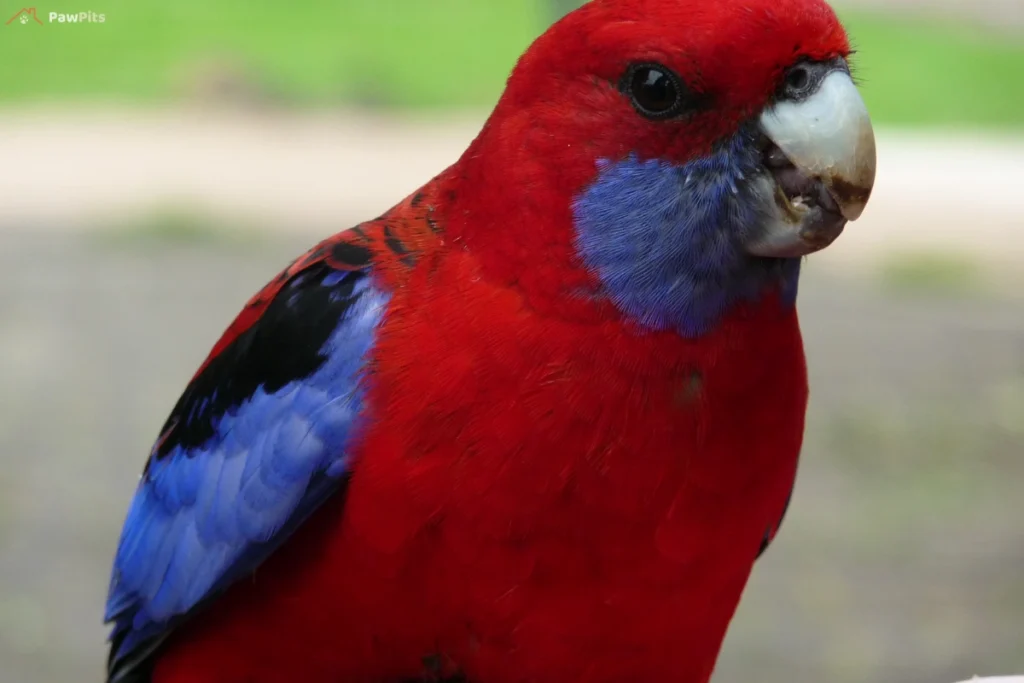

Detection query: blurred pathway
xmin=839 ymin=0 xmax=1024 ymax=28
xmin=1 ymin=107 xmax=1023 ymax=277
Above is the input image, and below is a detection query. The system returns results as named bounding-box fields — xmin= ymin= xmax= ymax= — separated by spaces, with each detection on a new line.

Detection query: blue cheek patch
xmin=572 ymin=132 xmax=800 ymax=336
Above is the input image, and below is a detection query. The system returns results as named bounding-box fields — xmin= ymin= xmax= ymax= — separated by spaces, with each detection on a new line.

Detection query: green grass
xmin=89 ymin=203 xmax=270 ymax=249
xmin=837 ymin=7 xmax=1024 ymax=127
xmin=2 ymin=1 xmax=1023 ymax=126
xmin=876 ymin=249 xmax=987 ymax=296
xmin=1 ymin=0 xmax=545 ymax=108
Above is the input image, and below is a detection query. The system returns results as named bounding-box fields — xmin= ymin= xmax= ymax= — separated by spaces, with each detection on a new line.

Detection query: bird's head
xmin=445 ymin=0 xmax=876 ymax=335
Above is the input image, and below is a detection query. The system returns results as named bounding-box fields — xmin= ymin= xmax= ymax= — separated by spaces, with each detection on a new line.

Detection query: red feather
xmin=148 ymin=0 xmax=848 ymax=681
xmin=189 ymin=188 xmax=441 ymax=381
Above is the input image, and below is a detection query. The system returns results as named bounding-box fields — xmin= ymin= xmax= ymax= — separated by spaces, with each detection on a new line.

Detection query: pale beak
xmin=746 ymin=70 xmax=877 ymax=257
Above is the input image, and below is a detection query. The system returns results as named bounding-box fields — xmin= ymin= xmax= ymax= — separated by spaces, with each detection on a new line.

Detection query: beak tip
xmin=827 ymin=176 xmax=874 ymax=222
xmin=842 ymin=204 xmax=866 ymax=221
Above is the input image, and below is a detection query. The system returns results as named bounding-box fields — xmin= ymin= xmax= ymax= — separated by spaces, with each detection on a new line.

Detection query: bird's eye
xmin=782 ymin=64 xmax=813 ymax=98
xmin=622 ymin=63 xmax=685 ymax=119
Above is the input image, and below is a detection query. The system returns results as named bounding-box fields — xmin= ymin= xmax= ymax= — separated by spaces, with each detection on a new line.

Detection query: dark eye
xmin=622 ymin=63 xmax=685 ymax=119
xmin=782 ymin=64 xmax=813 ymax=98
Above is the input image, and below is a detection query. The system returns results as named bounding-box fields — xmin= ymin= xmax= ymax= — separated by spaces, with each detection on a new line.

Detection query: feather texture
xmin=572 ymin=130 xmax=801 ymax=336
xmin=105 ymin=264 xmax=389 ymax=681
xmin=102 ymin=1 xmax=856 ymax=681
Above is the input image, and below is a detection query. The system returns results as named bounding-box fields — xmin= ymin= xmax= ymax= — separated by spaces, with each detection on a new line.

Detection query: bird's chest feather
xmin=335 ymin=265 xmax=808 ymax=680
xmin=156 ymin=262 xmax=808 ymax=683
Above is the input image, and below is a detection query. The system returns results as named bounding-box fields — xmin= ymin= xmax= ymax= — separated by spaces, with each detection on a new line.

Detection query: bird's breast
xmin=153 ymin=277 xmax=808 ymax=683
xmin=337 ymin=279 xmax=810 ymax=682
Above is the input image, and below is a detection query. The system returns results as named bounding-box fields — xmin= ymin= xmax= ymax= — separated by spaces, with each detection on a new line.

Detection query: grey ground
xmin=0 ymin=228 xmax=1022 ymax=683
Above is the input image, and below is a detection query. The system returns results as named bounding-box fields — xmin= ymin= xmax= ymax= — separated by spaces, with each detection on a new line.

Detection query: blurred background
xmin=1 ymin=1 xmax=1023 ymax=682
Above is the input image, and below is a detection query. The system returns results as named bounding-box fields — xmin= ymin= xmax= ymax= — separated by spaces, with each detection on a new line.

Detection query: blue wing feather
xmin=104 ymin=265 xmax=389 ymax=678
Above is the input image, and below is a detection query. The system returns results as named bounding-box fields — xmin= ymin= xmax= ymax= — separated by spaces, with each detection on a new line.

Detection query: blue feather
xmin=104 ymin=271 xmax=390 ymax=665
xmin=572 ymin=128 xmax=801 ymax=336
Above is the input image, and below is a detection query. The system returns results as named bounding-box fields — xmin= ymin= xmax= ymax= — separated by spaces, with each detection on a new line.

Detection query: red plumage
xmin=147 ymin=0 xmax=851 ymax=681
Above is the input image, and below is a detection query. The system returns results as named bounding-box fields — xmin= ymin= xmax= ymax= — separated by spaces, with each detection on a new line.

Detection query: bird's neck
xmin=437 ymin=123 xmax=801 ymax=335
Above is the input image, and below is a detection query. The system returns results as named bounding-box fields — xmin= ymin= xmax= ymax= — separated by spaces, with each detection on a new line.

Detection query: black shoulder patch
xmin=331 ymin=240 xmax=373 ymax=269
xmin=150 ymin=266 xmax=368 ymax=463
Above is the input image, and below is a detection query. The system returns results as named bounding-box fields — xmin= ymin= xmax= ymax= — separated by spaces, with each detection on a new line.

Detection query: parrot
xmin=103 ymin=0 xmax=876 ymax=681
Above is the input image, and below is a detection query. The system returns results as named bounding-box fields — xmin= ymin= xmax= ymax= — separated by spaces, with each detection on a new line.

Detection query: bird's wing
xmin=104 ymin=187 xmax=443 ymax=682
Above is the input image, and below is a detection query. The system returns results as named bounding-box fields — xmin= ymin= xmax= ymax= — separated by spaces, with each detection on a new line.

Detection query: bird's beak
xmin=746 ymin=70 xmax=877 ymax=258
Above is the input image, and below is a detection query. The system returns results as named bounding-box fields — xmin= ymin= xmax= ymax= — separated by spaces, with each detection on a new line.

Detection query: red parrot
xmin=104 ymin=0 xmax=877 ymax=681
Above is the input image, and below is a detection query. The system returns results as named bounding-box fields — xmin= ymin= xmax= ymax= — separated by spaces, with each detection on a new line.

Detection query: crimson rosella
xmin=104 ymin=0 xmax=876 ymax=681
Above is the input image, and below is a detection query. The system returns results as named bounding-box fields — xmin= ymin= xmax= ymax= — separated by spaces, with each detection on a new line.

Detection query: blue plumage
xmin=105 ymin=268 xmax=389 ymax=671
xmin=572 ymin=128 xmax=800 ymax=336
